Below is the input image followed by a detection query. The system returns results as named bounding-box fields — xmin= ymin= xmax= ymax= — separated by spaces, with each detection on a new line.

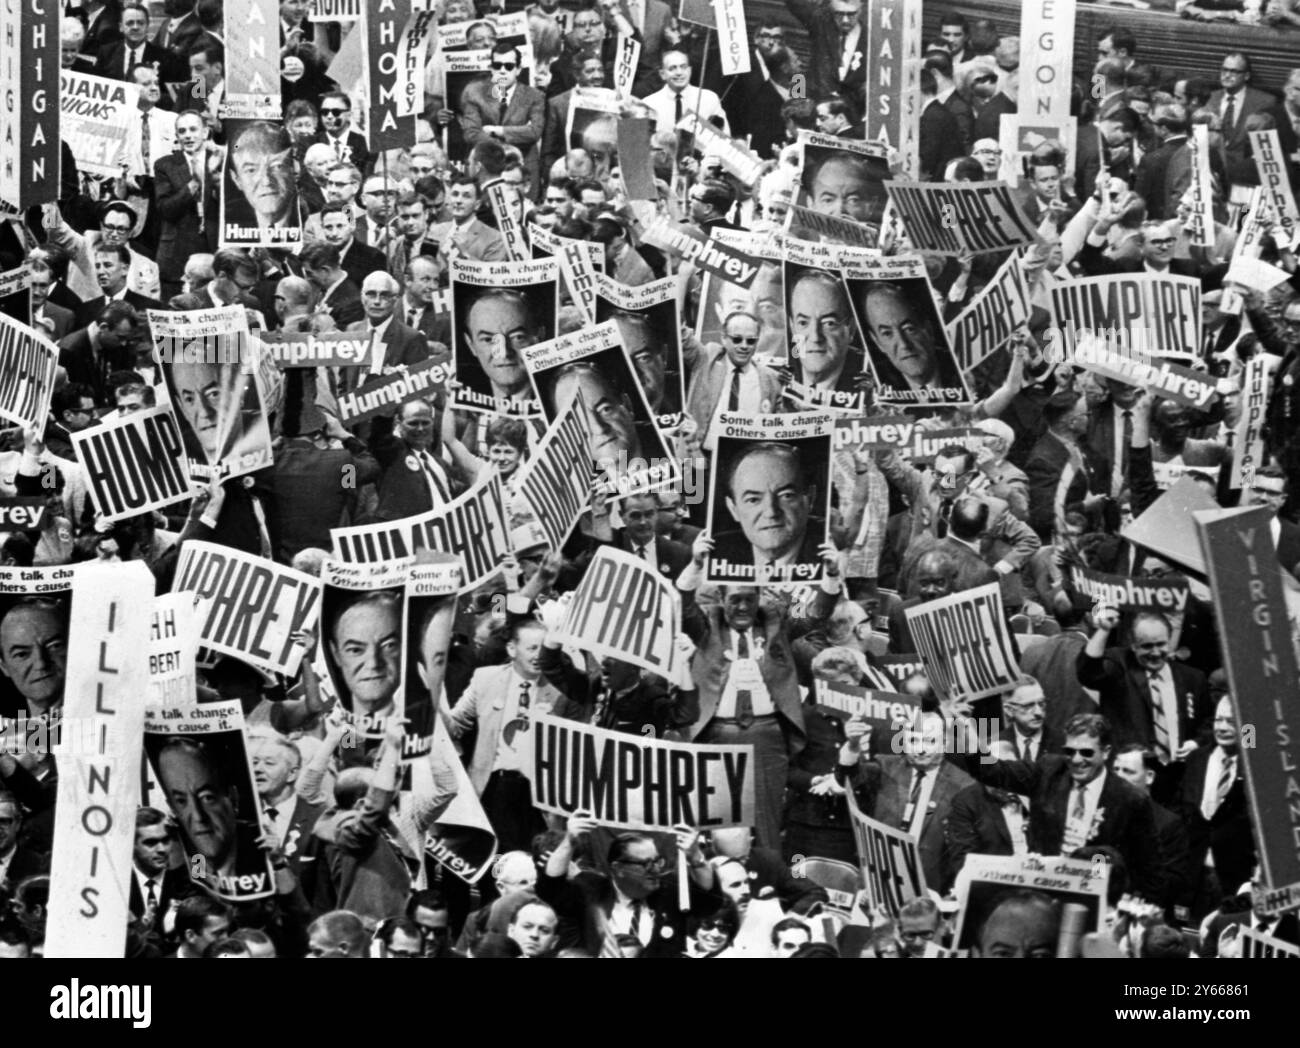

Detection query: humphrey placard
xmin=525 ymin=713 xmax=754 ymax=831
xmin=903 ymin=583 xmax=1020 ymax=701
xmin=72 ymin=405 xmax=194 ymax=523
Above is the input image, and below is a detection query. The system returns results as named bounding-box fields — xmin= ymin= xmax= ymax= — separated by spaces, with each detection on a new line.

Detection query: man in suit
xmin=1001 ymin=677 xmax=1061 ymax=763
xmin=385 ymin=193 xmax=440 ymax=279
xmin=27 ymin=262 xmax=76 ymax=342
xmin=428 ymin=175 xmax=508 ymax=278
xmin=724 ymin=23 xmax=799 ymax=162
xmin=897 ymin=506 xmax=1000 ymax=599
xmin=73 ymin=243 xmax=163 ymax=328
xmin=786 ymin=0 xmax=868 ymax=114
xmin=1074 ymin=107 xmax=1140 ymax=202
xmin=370 ymin=399 xmax=457 ymax=521
xmin=1113 ymin=745 xmax=1194 ymax=917
xmin=967 ymin=712 xmax=1160 ymax=900
xmin=314 ymin=91 xmax=373 ymax=177
xmin=840 ymin=708 xmax=975 ymax=893
xmin=541 ymin=49 xmax=606 ymax=178
xmin=1180 ymin=691 xmax=1253 ymax=917
xmin=154 ymin=109 xmax=221 ymax=300
xmin=919 ymin=71 xmax=965 ymax=182
xmin=946 ymin=779 xmax=1029 ymax=879
xmin=1134 ymin=104 xmax=1195 ymax=222
xmin=966 ymin=58 xmax=1016 ymax=144
xmin=1020 ymin=592 xmax=1100 ymax=740
xmin=626 ymin=0 xmax=675 ymax=100
xmin=340 ymin=271 xmax=431 ymax=397
xmin=168 ymin=247 xmax=261 ymax=312
xmin=299 ymin=242 xmax=363 ymax=330
xmin=924 ymin=50 xmax=973 ymax=153
xmin=152 ymin=0 xmax=204 ymax=60
xmin=1239 ymin=465 xmax=1300 ymax=575
xmin=398 ymin=256 xmax=449 ymax=346
xmin=1208 ymin=53 xmax=1277 ymax=190
xmin=446 ymin=619 xmax=579 ymax=850
xmin=1024 ymin=390 xmax=1104 ymax=542
xmin=685 ymin=311 xmax=783 ymax=451
xmin=95 ymin=3 xmax=184 ymax=83
xmin=460 ymin=44 xmax=546 ymax=196
xmin=0 ymin=791 xmax=49 ymax=895
xmin=317 ymin=204 xmax=386 ymax=289
xmin=539 ymin=819 xmax=719 ymax=958
xmin=595 ymin=491 xmax=692 ymax=579
xmin=1077 ymin=604 xmax=1212 ymax=805
xmin=127 ymin=807 xmax=195 ymax=938
xmin=679 ymin=541 xmax=839 ymax=849
xmin=1018 ymin=159 xmax=1082 ymax=233
xmin=248 ymin=731 xmax=323 ymax=880
xmin=44 ymin=198 xmax=161 ymax=306
xmin=711 ymin=442 xmax=828 ymax=580
xmin=1078 ymin=214 xmax=1203 ymax=279
xmin=1277 ymin=69 xmax=1300 ymax=193
xmin=57 ymin=300 xmax=142 ymax=405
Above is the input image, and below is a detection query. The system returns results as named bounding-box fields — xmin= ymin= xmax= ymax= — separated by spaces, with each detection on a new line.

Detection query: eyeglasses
xmin=727 ymin=335 xmax=759 ymax=345
xmin=617 ymin=856 xmax=668 ymax=873
xmin=1062 ymin=747 xmax=1097 ymax=759
xmin=491 ymin=62 xmax=517 ymax=71
xmin=364 ymin=290 xmax=397 ymax=299
xmin=973 ymin=74 xmax=997 ymax=84
xmin=321 ymin=107 xmax=349 ymax=116
xmin=899 ymin=929 xmax=936 ymax=941
xmin=102 ymin=223 xmax=132 ymax=233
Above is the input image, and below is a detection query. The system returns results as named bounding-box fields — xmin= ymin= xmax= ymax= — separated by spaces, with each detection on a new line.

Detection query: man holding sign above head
xmin=678 ymin=532 xmax=841 ymax=849
xmin=711 ymin=442 xmax=826 ymax=576
xmin=787 ymin=271 xmax=866 ymax=397
xmin=1076 ymin=604 xmax=1211 ymax=805
xmin=327 ymin=591 xmax=403 ymax=739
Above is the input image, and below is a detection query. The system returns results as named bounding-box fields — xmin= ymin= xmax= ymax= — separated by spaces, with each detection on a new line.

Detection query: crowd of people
xmin=0 ymin=0 xmax=1298 ymax=961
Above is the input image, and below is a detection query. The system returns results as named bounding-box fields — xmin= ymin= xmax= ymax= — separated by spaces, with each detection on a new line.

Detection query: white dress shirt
xmin=643 ymin=85 xmax=730 ymax=136
xmin=1146 ymin=664 xmax=1182 ymax=755
xmin=1200 ymin=746 xmax=1237 ymax=823
xmin=1062 ymin=770 xmax=1107 ymax=852
xmin=905 ymin=768 xmax=938 ymax=837
xmin=492 ymin=671 xmax=539 ymax=772
xmin=715 ymin=629 xmax=774 ymax=719
xmin=609 ymin=885 xmax=654 ymax=945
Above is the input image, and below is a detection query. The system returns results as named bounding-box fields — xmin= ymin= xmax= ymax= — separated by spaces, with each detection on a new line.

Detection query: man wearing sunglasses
xmin=461 ymin=44 xmax=546 ymax=197
xmin=963 ymin=708 xmax=1161 ymax=900
xmin=313 ymin=91 xmax=373 ymax=179
xmin=684 ymin=310 xmax=782 ymax=452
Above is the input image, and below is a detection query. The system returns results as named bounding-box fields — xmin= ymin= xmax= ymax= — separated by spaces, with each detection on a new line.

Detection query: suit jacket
xmin=724 ymin=57 xmax=790 ymax=161
xmin=0 ymin=844 xmax=49 ymax=893
xmin=1151 ymin=800 xmax=1194 ymax=914
xmin=74 ymin=289 xmax=163 ymax=329
xmin=1076 ymin=647 xmax=1211 ymax=754
xmin=154 ymin=151 xmax=220 ymax=278
xmin=629 ymin=0 xmax=675 ymax=98
xmin=279 ymin=795 xmax=326 ymax=878
xmin=33 ymin=302 xmax=75 ymax=342
xmin=446 ymin=664 xmax=578 ymax=794
xmin=538 ymin=867 xmax=717 ymax=958
xmin=1076 ymin=240 xmax=1202 ymax=280
xmin=1207 ymin=86 xmax=1277 ymax=183
xmin=946 ymin=781 xmax=1018 ymax=880
xmin=977 ymin=759 xmax=1160 ymax=899
xmin=321 ymin=277 xmax=365 ymax=329
xmin=127 ymin=865 xmax=196 ymax=933
xmin=541 ymin=88 xmax=577 ymax=176
xmin=898 ymin=533 xmax=998 ymax=598
xmin=314 ymin=130 xmax=374 ymax=178
xmin=339 ymin=239 xmax=387 ymax=289
xmin=603 ymin=530 xmax=692 ymax=581
xmin=785 ymin=0 xmax=868 ymax=110
xmin=369 ymin=431 xmax=448 ymax=523
xmin=460 ymin=80 xmax=547 ymax=190
xmin=684 ymin=341 xmax=783 ymax=444
xmin=681 ymin=586 xmax=837 ymax=754
xmin=1275 ymin=108 xmax=1300 ymax=193
xmin=340 ymin=317 xmax=430 ymax=395
xmin=855 ymin=756 xmax=974 ymax=893
xmin=919 ymin=99 xmax=966 ymax=182
xmin=169 ymin=285 xmax=260 ymax=313
xmin=1179 ymin=744 xmax=1253 ymax=897
xmin=94 ymin=39 xmax=184 ymax=83
xmin=1023 ymin=430 xmax=1098 ymax=542
xmin=972 ymin=92 xmax=1017 ymax=144
xmin=57 ymin=328 xmax=133 ymax=403
xmin=1074 ymin=122 xmax=1136 ymax=202
xmin=940 ymin=92 xmax=974 ymax=154
xmin=887 ymin=596 xmax=926 ymax=655
xmin=152 ymin=11 xmax=205 ymax=62
xmin=428 ymin=218 xmax=508 ymax=264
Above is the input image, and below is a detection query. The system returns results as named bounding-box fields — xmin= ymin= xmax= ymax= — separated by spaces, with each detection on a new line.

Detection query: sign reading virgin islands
xmin=524 ymin=714 xmax=754 ymax=831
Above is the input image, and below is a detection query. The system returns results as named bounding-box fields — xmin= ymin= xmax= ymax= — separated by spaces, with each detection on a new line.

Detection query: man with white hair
xmin=973 ymin=418 xmax=1030 ymax=521
xmin=341 ymin=271 xmax=431 ymax=393
xmin=248 ymin=730 xmax=323 ymax=878
xmin=300 ymin=142 xmax=339 ymax=215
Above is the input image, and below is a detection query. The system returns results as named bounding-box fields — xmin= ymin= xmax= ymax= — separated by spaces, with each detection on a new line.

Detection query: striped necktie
xmin=1148 ymin=672 xmax=1172 ymax=762
xmin=1204 ymin=753 xmax=1235 ymax=820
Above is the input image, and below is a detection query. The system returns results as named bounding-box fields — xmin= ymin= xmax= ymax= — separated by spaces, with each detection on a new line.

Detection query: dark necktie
xmin=265 ymin=805 xmax=279 ymax=824
xmin=905 ymin=773 xmax=923 ymax=828
xmin=592 ymin=687 xmax=612 ymax=728
xmin=1021 ymin=737 xmax=1035 ymax=764
xmin=141 ymin=109 xmax=151 ymax=170
xmin=734 ymin=630 xmax=754 ymax=730
xmin=936 ymin=498 xmax=954 ymax=538
xmin=407 ymin=305 xmax=421 ymax=329
xmin=499 ymin=91 xmax=509 ymax=124
xmin=1149 ymin=673 xmax=1172 ymax=763
xmin=674 ymin=92 xmax=683 ymax=126
xmin=635 ymin=545 xmax=649 ymax=561
xmin=728 ymin=365 xmax=743 ymax=412
xmin=145 ymin=878 xmax=158 ymax=913
xmin=631 ymin=900 xmax=645 ymax=943
xmin=1223 ymin=92 xmax=1236 ymax=133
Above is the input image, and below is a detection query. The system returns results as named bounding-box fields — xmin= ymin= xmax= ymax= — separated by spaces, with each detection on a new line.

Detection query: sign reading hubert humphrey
xmin=552 ymin=546 xmax=681 ymax=679
xmin=524 ymin=713 xmax=755 ymax=831
xmin=705 ymin=412 xmax=832 ymax=586
xmin=72 ymin=405 xmax=194 ymax=523
xmin=903 ymin=583 xmax=1021 ymax=701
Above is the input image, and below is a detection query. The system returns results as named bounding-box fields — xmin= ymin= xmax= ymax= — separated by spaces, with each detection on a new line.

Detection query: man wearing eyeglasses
xmin=786 ymin=0 xmax=867 ymax=112
xmin=41 ymin=198 xmax=162 ymax=306
xmin=461 ymin=44 xmax=546 ymax=196
xmin=313 ymin=91 xmax=374 ymax=179
xmin=340 ymin=271 xmax=431 ymax=397
xmin=959 ymin=710 xmax=1160 ymax=899
xmin=1080 ymin=214 xmax=1201 ymax=278
xmin=968 ymin=138 xmax=1002 ymax=178
xmin=170 ymin=248 xmax=262 ymax=312
xmin=724 ymin=22 xmax=795 ymax=162
xmin=1206 ymin=52 xmax=1276 ymax=190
